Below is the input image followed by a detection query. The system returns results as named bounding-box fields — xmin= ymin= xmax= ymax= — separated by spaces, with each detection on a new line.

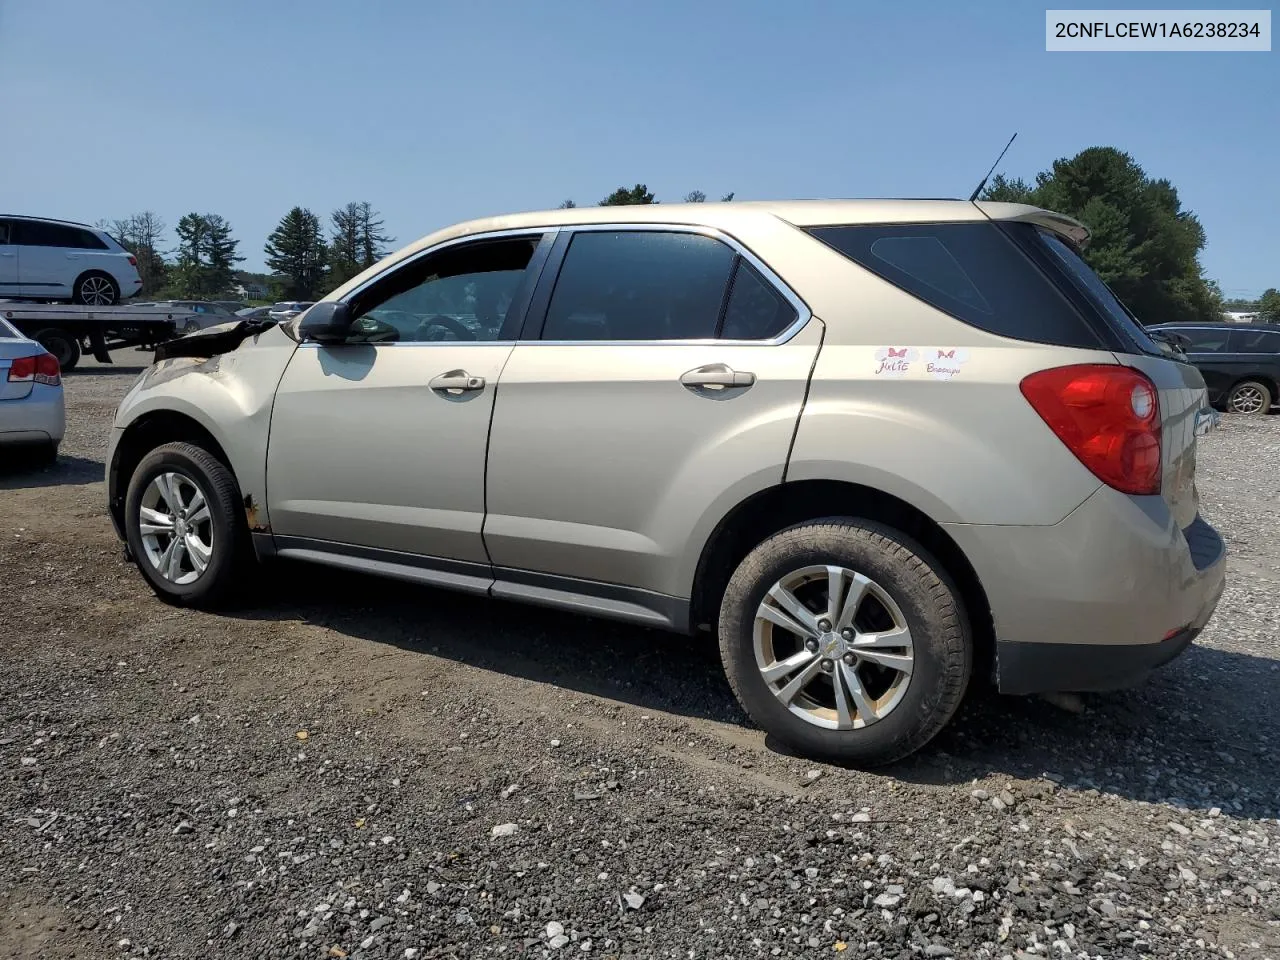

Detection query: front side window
xmin=541 ymin=231 xmax=735 ymax=341
xmin=347 ymin=236 xmax=540 ymax=343
xmin=1230 ymin=328 xmax=1280 ymax=353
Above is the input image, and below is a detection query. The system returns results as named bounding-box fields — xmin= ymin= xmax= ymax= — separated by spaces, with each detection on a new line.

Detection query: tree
xmin=981 ymin=147 xmax=1223 ymax=324
xmin=98 ymin=211 xmax=169 ymax=296
xmin=355 ymin=201 xmax=392 ymax=269
xmin=684 ymin=190 xmax=706 ymax=203
xmin=600 ymin=184 xmax=656 ymax=206
xmin=327 ymin=203 xmax=363 ymax=291
xmin=265 ymin=207 xmax=328 ymax=300
xmin=1258 ymin=288 xmax=1280 ymax=324
xmin=168 ymin=213 xmax=242 ymax=298
xmin=720 ymin=192 xmax=735 ymax=202
xmin=557 ymin=199 xmax=577 ymax=209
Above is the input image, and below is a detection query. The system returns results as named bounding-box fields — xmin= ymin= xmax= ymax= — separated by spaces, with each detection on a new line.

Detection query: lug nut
xmin=820 ymin=659 xmax=834 ymax=672
xmin=817 ymin=619 xmax=832 ymax=632
xmin=805 ymin=639 xmax=819 ymax=653
xmin=841 ymin=628 xmax=855 ymax=640
xmin=842 ymin=652 xmax=856 ymax=666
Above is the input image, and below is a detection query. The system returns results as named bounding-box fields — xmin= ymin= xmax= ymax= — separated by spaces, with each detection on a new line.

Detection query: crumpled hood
xmin=153 ymin=319 xmax=279 ymax=362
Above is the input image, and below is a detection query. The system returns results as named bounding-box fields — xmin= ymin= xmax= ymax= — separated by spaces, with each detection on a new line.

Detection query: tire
xmin=31 ymin=328 xmax=81 ymax=371
xmin=34 ymin=442 xmax=58 ymax=466
xmin=183 ymin=320 xmax=201 ymax=335
xmin=72 ymin=271 xmax=119 ymax=306
xmin=1226 ymin=380 xmax=1272 ymax=415
xmin=718 ymin=519 xmax=971 ymax=767
xmin=123 ymin=441 xmax=249 ymax=608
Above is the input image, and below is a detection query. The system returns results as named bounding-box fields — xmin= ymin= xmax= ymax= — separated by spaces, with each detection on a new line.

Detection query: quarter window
xmin=1178 ymin=327 xmax=1231 ymax=352
xmin=540 ymin=231 xmax=735 ymax=341
xmin=720 ymin=261 xmax=797 ymax=340
xmin=348 ymin=236 xmax=540 ymax=343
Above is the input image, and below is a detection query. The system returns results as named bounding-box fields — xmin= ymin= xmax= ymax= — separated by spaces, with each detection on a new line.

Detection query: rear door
xmin=482 ymin=226 xmax=821 ymax=604
xmin=13 ymin=220 xmax=99 ymax=298
xmin=1171 ymin=325 xmax=1237 ymax=402
xmin=0 ymin=220 xmax=17 ymax=293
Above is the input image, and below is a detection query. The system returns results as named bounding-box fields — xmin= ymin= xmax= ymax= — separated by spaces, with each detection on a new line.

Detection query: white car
xmin=268 ymin=301 xmax=315 ymax=322
xmin=0 ymin=315 xmax=65 ymax=463
xmin=0 ymin=215 xmax=143 ymax=305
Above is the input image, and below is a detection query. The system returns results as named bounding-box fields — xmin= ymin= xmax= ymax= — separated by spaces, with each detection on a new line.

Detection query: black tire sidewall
xmin=123 ymin=444 xmax=242 ymax=606
xmin=1228 ymin=381 xmax=1271 ymax=414
xmin=719 ymin=521 xmax=969 ymax=765
xmin=33 ymin=329 xmax=80 ymax=370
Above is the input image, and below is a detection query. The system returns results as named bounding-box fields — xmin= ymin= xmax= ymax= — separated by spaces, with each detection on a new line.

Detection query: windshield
xmin=1035 ymin=228 xmax=1162 ymax=356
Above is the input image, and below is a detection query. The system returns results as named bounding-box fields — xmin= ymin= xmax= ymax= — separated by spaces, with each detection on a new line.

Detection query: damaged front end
xmin=153 ymin=319 xmax=279 ymax=362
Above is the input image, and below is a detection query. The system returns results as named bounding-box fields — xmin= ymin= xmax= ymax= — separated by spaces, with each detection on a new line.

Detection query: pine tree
xmin=264 ymin=207 xmax=328 ymax=300
xmin=355 ymin=202 xmax=391 ymax=268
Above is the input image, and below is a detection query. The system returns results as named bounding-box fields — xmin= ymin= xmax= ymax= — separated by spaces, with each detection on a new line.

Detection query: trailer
xmin=0 ymin=301 xmax=197 ymax=371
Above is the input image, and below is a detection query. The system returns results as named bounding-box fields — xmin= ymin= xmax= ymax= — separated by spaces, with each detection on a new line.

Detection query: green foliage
xmin=557 ymin=199 xmax=577 ymax=209
xmin=981 ymin=147 xmax=1223 ymax=324
xmin=720 ymin=192 xmax=735 ymax=202
xmin=324 ymin=202 xmax=392 ymax=295
xmin=1224 ymin=297 xmax=1261 ymax=312
xmin=600 ymin=184 xmax=656 ymax=206
xmin=684 ymin=190 xmax=706 ymax=203
xmin=1258 ymin=288 xmax=1280 ymax=324
xmin=170 ymin=212 xmax=242 ymax=298
xmin=98 ymin=211 xmax=168 ymax=297
xmin=265 ymin=207 xmax=328 ymax=300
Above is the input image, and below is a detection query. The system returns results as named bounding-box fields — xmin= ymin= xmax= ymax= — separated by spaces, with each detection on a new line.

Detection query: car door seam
xmin=782 ymin=318 xmax=826 ymax=484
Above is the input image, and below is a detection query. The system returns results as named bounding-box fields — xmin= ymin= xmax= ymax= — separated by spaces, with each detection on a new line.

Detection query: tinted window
xmin=720 ymin=261 xmax=797 ymax=340
xmin=541 ymin=231 xmax=735 ymax=341
xmin=807 ymin=222 xmax=1102 ymax=349
xmin=18 ymin=220 xmax=107 ymax=249
xmin=0 ymin=221 xmax=10 ymax=244
xmin=0 ymin=318 xmax=18 ymax=338
xmin=1231 ymin=329 xmax=1280 ymax=354
xmin=349 ymin=237 xmax=538 ymax=343
xmin=1177 ymin=327 xmax=1231 ymax=352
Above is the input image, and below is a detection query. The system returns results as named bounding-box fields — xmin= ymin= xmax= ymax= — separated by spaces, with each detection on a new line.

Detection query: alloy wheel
xmin=138 ymin=472 xmax=214 ymax=584
xmin=1230 ymin=385 xmax=1266 ymax=414
xmin=753 ymin=565 xmax=914 ymax=730
xmin=80 ymin=276 xmax=116 ymax=305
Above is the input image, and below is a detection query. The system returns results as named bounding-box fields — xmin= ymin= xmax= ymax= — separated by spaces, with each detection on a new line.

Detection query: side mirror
xmin=297 ymin=302 xmax=352 ymax=343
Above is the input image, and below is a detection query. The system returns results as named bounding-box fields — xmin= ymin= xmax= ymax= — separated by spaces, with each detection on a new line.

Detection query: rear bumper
xmin=944 ymin=485 xmax=1226 ymax=695
xmin=0 ymin=386 xmax=65 ymax=445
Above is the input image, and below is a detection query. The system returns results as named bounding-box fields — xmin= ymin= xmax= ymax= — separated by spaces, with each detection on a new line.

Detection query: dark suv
xmin=1149 ymin=322 xmax=1280 ymax=414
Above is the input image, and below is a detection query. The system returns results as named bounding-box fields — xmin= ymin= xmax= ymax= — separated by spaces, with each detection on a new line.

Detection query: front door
xmin=266 ymin=232 xmax=552 ymax=567
xmin=483 ymin=227 xmax=822 ymax=602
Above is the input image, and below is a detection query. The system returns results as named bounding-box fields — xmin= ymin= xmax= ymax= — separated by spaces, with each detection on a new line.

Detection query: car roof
xmin=0 ymin=213 xmax=98 ymax=230
xmin=327 ymin=198 xmax=1089 ymax=303
xmin=1151 ymin=321 xmax=1280 ymax=333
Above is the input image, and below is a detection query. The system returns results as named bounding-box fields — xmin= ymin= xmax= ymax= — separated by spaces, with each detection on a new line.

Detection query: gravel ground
xmin=2 ymin=355 xmax=1279 ymax=960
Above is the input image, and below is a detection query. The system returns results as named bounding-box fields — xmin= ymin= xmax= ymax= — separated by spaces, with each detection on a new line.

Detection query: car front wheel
xmin=124 ymin=441 xmax=248 ymax=607
xmin=1226 ymin=380 xmax=1272 ymax=415
xmin=718 ymin=519 xmax=971 ymax=766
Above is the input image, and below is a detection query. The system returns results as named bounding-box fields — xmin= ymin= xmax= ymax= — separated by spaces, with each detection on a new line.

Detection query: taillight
xmin=1020 ymin=364 xmax=1161 ymax=495
xmin=7 ymin=353 xmax=60 ymax=386
xmin=128 ymin=255 xmax=138 ymax=267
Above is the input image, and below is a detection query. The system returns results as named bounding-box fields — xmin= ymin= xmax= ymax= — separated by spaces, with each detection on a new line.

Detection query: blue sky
xmin=2 ymin=1 xmax=1275 ymax=296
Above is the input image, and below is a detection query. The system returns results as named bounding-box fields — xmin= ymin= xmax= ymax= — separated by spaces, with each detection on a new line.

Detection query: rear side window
xmin=0 ymin=221 xmax=10 ymax=244
xmin=1231 ymin=328 xmax=1280 ymax=353
xmin=0 ymin=318 xmax=19 ymax=339
xmin=807 ymin=222 xmax=1104 ymax=349
xmin=720 ymin=261 xmax=797 ymax=340
xmin=18 ymin=220 xmax=108 ymax=250
xmin=541 ymin=231 xmax=735 ymax=341
xmin=1178 ymin=327 xmax=1231 ymax=352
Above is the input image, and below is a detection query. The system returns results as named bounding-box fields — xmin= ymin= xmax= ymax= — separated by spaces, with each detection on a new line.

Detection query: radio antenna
xmin=968 ymin=133 xmax=1018 ymax=202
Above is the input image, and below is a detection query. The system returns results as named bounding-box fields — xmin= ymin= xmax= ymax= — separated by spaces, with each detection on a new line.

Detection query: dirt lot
xmin=2 ymin=354 xmax=1279 ymax=960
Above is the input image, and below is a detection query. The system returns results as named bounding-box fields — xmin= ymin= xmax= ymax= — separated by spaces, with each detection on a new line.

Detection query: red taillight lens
xmin=127 ymin=255 xmax=138 ymax=267
xmin=8 ymin=355 xmax=35 ymax=382
xmin=1020 ymin=364 xmax=1161 ymax=495
xmin=7 ymin=353 xmax=60 ymax=386
xmin=35 ymin=352 xmax=61 ymax=386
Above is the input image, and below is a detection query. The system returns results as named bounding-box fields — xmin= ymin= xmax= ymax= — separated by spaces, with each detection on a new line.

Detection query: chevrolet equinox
xmin=107 ymin=200 xmax=1227 ymax=765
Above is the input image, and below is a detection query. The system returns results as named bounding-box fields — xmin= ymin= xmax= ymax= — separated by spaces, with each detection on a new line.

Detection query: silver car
xmin=268 ymin=301 xmax=315 ymax=323
xmin=1 ymin=316 xmax=65 ymax=462
xmin=105 ymin=200 xmax=1226 ymax=765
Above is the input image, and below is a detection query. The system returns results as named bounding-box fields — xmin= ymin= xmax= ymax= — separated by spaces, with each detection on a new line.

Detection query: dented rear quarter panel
xmin=110 ymin=324 xmax=299 ymax=531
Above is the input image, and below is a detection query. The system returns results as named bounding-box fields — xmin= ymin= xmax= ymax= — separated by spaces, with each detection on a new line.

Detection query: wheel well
xmin=1230 ymin=375 xmax=1277 ymax=399
xmin=689 ymin=479 xmax=995 ymax=679
xmin=109 ymin=411 xmax=234 ymax=532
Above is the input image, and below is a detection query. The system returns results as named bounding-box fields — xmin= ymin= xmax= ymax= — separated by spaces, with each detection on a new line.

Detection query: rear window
xmin=806 ymin=221 xmax=1105 ymax=349
xmin=0 ymin=318 xmax=19 ymax=339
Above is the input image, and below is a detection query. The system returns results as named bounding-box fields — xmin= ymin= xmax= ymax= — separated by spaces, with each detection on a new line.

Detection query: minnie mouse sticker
xmin=925 ymin=348 xmax=970 ymax=381
xmin=873 ymin=346 xmax=917 ymax=377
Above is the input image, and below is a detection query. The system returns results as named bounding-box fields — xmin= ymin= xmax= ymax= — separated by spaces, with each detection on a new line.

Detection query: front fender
xmin=112 ymin=325 xmax=297 ymax=530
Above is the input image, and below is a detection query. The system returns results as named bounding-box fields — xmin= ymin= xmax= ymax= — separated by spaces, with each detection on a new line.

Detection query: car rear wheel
xmin=124 ymin=441 xmax=249 ymax=607
xmin=72 ymin=271 xmax=120 ymax=306
xmin=1227 ymin=380 xmax=1271 ymax=415
xmin=718 ymin=519 xmax=971 ymax=766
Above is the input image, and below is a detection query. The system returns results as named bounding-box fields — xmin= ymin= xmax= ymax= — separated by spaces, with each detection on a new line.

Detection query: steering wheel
xmin=416 ymin=314 xmax=476 ymax=341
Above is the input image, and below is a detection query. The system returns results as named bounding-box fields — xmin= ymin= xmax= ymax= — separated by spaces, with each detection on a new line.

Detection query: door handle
xmin=679 ymin=363 xmax=756 ymax=392
xmin=0 ymin=251 xmax=15 ymax=257
xmin=429 ymin=369 xmax=486 ymax=395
